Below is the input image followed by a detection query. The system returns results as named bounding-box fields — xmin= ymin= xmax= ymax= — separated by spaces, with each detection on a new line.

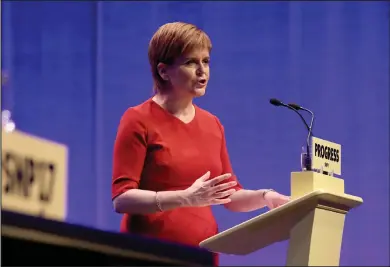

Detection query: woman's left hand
xmin=263 ymin=190 xmax=290 ymax=209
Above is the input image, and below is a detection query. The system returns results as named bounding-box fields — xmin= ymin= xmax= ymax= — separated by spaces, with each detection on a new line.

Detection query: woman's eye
xmin=184 ymin=59 xmax=210 ymax=66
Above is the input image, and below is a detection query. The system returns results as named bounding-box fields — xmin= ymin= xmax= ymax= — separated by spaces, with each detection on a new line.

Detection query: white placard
xmin=311 ymin=136 xmax=341 ymax=175
xmin=2 ymin=129 xmax=68 ymax=221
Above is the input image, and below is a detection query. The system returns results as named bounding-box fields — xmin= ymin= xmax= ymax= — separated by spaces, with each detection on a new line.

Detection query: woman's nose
xmin=196 ymin=64 xmax=207 ymax=76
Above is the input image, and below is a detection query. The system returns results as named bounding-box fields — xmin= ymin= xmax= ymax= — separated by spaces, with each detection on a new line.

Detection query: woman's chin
xmin=192 ymin=87 xmax=206 ymax=97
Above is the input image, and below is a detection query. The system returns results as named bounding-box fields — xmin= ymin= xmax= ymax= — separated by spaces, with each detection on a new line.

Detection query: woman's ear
xmin=157 ymin=63 xmax=170 ymax=81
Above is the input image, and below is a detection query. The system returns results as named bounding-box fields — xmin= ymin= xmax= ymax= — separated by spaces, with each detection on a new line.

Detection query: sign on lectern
xmin=311 ymin=136 xmax=341 ymax=175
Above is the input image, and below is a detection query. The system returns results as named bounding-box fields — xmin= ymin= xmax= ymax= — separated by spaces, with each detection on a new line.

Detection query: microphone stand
xmin=269 ymin=98 xmax=313 ymax=171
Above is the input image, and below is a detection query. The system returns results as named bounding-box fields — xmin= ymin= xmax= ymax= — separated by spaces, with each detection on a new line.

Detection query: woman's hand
xmin=183 ymin=171 xmax=237 ymax=207
xmin=263 ymin=190 xmax=290 ymax=209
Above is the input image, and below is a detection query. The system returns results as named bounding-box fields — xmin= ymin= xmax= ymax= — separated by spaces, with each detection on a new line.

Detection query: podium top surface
xmin=199 ymin=190 xmax=363 ymax=255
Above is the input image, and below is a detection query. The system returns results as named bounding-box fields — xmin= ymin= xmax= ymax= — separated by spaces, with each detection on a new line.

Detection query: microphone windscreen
xmin=270 ymin=98 xmax=282 ymax=106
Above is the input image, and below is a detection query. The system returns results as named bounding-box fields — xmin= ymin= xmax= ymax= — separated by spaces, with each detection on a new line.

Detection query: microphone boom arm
xmin=288 ymin=104 xmax=315 ymax=171
xmin=269 ymin=98 xmax=314 ymax=171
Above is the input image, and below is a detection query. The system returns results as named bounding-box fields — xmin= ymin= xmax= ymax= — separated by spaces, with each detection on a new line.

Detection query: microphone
xmin=269 ymin=98 xmax=312 ymax=171
xmin=269 ymin=98 xmax=310 ymax=131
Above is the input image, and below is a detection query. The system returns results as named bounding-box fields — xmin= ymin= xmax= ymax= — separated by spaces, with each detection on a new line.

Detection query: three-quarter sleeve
xmin=216 ymin=118 xmax=243 ymax=191
xmin=112 ymin=108 xmax=147 ymax=200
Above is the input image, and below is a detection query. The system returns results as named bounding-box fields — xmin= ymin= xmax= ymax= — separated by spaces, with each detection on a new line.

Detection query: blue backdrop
xmin=2 ymin=1 xmax=389 ymax=266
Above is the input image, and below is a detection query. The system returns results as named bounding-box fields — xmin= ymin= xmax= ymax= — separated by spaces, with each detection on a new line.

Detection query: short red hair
xmin=148 ymin=22 xmax=212 ymax=92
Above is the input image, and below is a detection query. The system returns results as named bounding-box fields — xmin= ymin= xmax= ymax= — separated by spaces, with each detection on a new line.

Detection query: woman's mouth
xmin=197 ymin=79 xmax=207 ymax=86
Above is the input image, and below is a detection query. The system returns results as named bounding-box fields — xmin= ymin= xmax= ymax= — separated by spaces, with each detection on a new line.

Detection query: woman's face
xmin=160 ymin=48 xmax=210 ymax=98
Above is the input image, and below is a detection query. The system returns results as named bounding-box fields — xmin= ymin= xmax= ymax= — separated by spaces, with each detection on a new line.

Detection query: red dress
xmin=112 ymin=98 xmax=242 ymax=265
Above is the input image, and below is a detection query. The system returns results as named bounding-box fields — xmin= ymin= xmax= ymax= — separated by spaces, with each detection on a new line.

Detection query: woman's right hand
xmin=182 ymin=171 xmax=237 ymax=207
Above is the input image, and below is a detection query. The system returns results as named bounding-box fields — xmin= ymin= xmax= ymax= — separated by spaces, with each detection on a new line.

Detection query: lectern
xmin=199 ymin=171 xmax=363 ymax=266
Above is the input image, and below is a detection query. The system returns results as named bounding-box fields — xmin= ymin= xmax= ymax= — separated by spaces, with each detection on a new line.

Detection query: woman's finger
xmin=214 ymin=189 xmax=236 ymax=199
xmin=210 ymin=198 xmax=232 ymax=205
xmin=210 ymin=181 xmax=237 ymax=193
xmin=197 ymin=171 xmax=211 ymax=182
xmin=205 ymin=173 xmax=232 ymax=187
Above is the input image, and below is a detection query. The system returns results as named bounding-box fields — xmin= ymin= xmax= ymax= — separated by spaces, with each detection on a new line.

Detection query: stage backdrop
xmin=2 ymin=1 xmax=389 ymax=266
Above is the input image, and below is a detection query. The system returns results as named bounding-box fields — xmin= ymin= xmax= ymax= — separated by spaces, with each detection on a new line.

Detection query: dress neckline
xmin=149 ymin=98 xmax=198 ymax=126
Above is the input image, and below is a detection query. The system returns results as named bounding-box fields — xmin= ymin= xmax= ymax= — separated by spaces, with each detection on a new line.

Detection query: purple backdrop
xmin=2 ymin=1 xmax=389 ymax=266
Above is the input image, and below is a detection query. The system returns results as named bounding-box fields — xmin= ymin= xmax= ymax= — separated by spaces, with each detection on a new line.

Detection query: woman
xmin=112 ymin=22 xmax=290 ymax=265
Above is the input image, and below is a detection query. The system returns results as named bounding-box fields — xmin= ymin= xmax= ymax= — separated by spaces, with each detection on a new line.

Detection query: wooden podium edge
xmin=200 ymin=190 xmax=363 ymax=248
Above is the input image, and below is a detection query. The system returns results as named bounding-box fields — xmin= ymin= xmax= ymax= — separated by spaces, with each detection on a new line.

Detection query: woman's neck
xmin=152 ymin=92 xmax=194 ymax=117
